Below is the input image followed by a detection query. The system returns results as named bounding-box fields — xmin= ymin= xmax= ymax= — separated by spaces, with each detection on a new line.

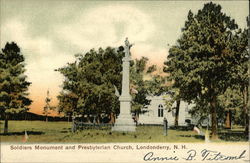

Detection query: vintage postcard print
xmin=0 ymin=0 xmax=249 ymax=162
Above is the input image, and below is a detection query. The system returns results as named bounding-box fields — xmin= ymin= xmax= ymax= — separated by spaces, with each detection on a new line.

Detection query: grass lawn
xmin=0 ymin=120 xmax=248 ymax=143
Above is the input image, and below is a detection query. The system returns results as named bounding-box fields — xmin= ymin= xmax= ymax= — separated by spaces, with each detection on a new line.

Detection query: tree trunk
xmin=243 ymin=86 xmax=249 ymax=135
xmin=113 ymin=113 xmax=116 ymax=123
xmin=97 ymin=114 xmax=100 ymax=124
xmin=174 ymin=100 xmax=180 ymax=127
xmin=244 ymin=111 xmax=249 ymax=135
xmin=4 ymin=114 xmax=9 ymax=134
xmin=225 ymin=111 xmax=231 ymax=129
xmin=135 ymin=111 xmax=139 ymax=125
xmin=210 ymin=96 xmax=218 ymax=139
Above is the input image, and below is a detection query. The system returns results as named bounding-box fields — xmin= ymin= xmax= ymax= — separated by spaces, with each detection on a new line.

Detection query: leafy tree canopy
xmin=57 ymin=47 xmax=165 ymax=120
xmin=164 ymin=2 xmax=247 ymax=138
xmin=56 ymin=47 xmax=123 ymax=118
xmin=0 ymin=42 xmax=32 ymax=133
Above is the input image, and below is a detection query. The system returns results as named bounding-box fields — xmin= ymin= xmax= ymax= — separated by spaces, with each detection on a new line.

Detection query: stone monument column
xmin=112 ymin=38 xmax=136 ymax=132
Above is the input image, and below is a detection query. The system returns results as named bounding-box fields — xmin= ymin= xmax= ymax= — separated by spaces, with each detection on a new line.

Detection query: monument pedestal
xmin=112 ymin=96 xmax=135 ymax=132
xmin=112 ymin=114 xmax=136 ymax=132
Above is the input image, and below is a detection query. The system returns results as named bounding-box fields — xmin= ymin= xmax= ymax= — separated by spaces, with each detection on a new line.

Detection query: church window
xmin=158 ymin=104 xmax=164 ymax=117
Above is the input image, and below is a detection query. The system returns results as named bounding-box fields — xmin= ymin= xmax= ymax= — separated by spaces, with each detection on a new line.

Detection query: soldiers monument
xmin=112 ymin=38 xmax=136 ymax=132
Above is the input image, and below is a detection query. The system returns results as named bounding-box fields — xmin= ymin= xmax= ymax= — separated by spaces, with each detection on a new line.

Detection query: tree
xmin=164 ymin=2 xmax=244 ymax=139
xmin=56 ymin=47 xmax=123 ymax=123
xmin=130 ymin=57 xmax=149 ymax=119
xmin=217 ymin=87 xmax=243 ymax=127
xmin=43 ymin=89 xmax=55 ymax=122
xmin=57 ymin=47 xmax=165 ymax=123
xmin=229 ymin=28 xmax=249 ymax=134
xmin=57 ymin=91 xmax=78 ymax=122
xmin=164 ymin=87 xmax=182 ymax=127
xmin=0 ymin=42 xmax=32 ymax=133
xmin=130 ymin=57 xmax=165 ymax=120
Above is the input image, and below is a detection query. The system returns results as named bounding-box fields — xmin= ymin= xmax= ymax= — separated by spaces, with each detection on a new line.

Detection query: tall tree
xmin=43 ymin=89 xmax=55 ymax=122
xmin=56 ymin=47 xmax=123 ymax=123
xmin=0 ymin=42 xmax=32 ymax=133
xmin=130 ymin=57 xmax=165 ymax=119
xmin=229 ymin=28 xmax=249 ymax=134
xmin=130 ymin=57 xmax=149 ymax=119
xmin=164 ymin=2 xmax=243 ymax=139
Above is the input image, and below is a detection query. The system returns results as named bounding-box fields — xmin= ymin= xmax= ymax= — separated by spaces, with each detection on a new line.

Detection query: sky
xmin=0 ymin=0 xmax=248 ymax=115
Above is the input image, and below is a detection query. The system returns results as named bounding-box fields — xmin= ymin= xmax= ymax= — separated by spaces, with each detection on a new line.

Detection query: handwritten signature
xmin=143 ymin=149 xmax=246 ymax=161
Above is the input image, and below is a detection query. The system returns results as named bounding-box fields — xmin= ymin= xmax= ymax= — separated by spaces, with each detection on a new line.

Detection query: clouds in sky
xmin=1 ymin=3 xmax=162 ymax=114
xmin=0 ymin=1 xmax=248 ymax=114
xmin=57 ymin=5 xmax=155 ymax=51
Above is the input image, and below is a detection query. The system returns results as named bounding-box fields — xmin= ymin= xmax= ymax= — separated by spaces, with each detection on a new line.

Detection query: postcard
xmin=0 ymin=0 xmax=249 ymax=162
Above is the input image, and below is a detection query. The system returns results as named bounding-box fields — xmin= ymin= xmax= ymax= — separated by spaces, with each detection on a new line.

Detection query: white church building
xmin=138 ymin=95 xmax=197 ymax=126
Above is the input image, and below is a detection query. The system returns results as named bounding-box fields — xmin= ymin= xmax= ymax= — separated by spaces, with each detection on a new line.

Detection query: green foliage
xmin=228 ymin=28 xmax=249 ymax=132
xmin=145 ymin=74 xmax=166 ymax=96
xmin=164 ymin=2 xmax=247 ymax=137
xmin=0 ymin=42 xmax=32 ymax=115
xmin=56 ymin=47 xmax=123 ymax=117
xmin=164 ymin=88 xmax=179 ymax=110
xmin=146 ymin=65 xmax=157 ymax=74
xmin=130 ymin=57 xmax=166 ymax=113
xmin=165 ymin=3 xmax=239 ymax=101
xmin=57 ymin=46 xmax=165 ymax=118
xmin=218 ymin=87 xmax=244 ymax=125
xmin=130 ymin=57 xmax=150 ymax=113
